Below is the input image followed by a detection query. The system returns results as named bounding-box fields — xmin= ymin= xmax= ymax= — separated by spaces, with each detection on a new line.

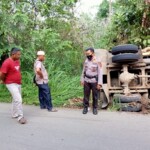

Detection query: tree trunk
xmin=142 ymin=0 xmax=150 ymax=28
xmin=108 ymin=0 xmax=112 ymax=21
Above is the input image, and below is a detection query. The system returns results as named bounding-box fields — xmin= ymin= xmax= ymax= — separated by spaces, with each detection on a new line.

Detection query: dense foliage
xmin=0 ymin=0 xmax=83 ymax=106
xmin=0 ymin=0 xmax=150 ymax=106
xmin=97 ymin=0 xmax=109 ymax=19
xmin=0 ymin=0 xmax=82 ymax=72
xmin=96 ymin=0 xmax=150 ymax=49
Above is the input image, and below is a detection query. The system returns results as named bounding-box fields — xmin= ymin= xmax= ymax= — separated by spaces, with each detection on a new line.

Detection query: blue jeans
xmin=37 ymin=83 xmax=53 ymax=110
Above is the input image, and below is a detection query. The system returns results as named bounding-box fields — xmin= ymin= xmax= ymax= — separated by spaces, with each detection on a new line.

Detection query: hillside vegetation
xmin=0 ymin=0 xmax=149 ymax=106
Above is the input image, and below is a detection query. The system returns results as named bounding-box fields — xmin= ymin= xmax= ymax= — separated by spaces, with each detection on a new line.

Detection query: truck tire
xmin=113 ymin=94 xmax=141 ymax=103
xmin=112 ymin=44 xmax=138 ymax=55
xmin=121 ymin=103 xmax=142 ymax=112
xmin=112 ymin=53 xmax=140 ymax=63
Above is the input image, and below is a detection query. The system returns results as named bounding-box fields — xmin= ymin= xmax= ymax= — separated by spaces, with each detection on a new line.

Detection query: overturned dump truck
xmin=96 ymin=44 xmax=150 ymax=113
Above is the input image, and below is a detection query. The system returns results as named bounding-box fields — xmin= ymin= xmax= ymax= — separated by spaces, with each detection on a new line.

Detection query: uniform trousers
xmin=83 ymin=81 xmax=99 ymax=109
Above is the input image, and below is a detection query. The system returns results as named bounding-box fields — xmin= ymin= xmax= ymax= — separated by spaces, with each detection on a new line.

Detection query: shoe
xmin=18 ymin=117 xmax=27 ymax=124
xmin=48 ymin=108 xmax=58 ymax=112
xmin=93 ymin=108 xmax=98 ymax=115
xmin=83 ymin=107 xmax=88 ymax=114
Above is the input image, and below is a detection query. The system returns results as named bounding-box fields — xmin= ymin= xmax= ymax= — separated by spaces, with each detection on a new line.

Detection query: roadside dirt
xmin=63 ymin=98 xmax=83 ymax=109
xmin=64 ymin=97 xmax=150 ymax=115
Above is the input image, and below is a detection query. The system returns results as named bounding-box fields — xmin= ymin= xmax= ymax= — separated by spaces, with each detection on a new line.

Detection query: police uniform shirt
xmin=81 ymin=56 xmax=103 ymax=85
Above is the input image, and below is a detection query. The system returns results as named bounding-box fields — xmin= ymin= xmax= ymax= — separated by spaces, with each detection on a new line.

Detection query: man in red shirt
xmin=0 ymin=47 xmax=27 ymax=124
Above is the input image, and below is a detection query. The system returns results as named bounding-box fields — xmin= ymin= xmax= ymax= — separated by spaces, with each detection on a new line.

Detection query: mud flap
xmin=99 ymin=84 xmax=109 ymax=108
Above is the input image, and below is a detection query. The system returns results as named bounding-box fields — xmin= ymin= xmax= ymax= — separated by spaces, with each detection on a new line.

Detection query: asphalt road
xmin=0 ymin=103 xmax=150 ymax=150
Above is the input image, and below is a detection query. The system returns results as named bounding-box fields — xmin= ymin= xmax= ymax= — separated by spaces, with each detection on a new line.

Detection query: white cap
xmin=37 ymin=51 xmax=45 ymax=56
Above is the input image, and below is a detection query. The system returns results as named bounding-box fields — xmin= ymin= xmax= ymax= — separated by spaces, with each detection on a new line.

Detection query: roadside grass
xmin=0 ymin=84 xmax=11 ymax=103
xmin=0 ymin=71 xmax=83 ymax=107
xmin=108 ymin=96 xmax=121 ymax=111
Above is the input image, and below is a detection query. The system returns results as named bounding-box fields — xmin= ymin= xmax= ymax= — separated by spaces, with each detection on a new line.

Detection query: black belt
xmin=84 ymin=74 xmax=97 ymax=79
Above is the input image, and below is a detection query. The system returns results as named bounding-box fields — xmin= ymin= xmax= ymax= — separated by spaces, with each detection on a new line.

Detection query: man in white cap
xmin=34 ymin=50 xmax=57 ymax=112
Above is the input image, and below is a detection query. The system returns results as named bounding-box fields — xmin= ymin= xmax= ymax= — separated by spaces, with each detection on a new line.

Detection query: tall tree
xmin=97 ymin=0 xmax=109 ymax=19
xmin=142 ymin=0 xmax=150 ymax=28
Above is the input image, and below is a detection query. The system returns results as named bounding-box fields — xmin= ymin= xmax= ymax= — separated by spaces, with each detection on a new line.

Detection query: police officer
xmin=81 ymin=47 xmax=103 ymax=115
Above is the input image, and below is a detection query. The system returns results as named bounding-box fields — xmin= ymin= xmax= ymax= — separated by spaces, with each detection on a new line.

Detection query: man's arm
xmin=36 ymin=68 xmax=43 ymax=79
xmin=80 ymin=62 xmax=85 ymax=86
xmin=0 ymin=71 xmax=6 ymax=82
xmin=35 ymin=61 xmax=43 ymax=79
xmin=0 ymin=60 xmax=9 ymax=82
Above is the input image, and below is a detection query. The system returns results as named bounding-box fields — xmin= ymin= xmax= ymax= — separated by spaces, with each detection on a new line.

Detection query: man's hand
xmin=97 ymin=84 xmax=102 ymax=90
xmin=80 ymin=81 xmax=84 ymax=86
xmin=0 ymin=80 xmax=4 ymax=84
xmin=39 ymin=74 xmax=43 ymax=79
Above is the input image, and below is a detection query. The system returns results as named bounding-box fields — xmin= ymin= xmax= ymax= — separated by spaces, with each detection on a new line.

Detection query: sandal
xmin=18 ymin=117 xmax=27 ymax=124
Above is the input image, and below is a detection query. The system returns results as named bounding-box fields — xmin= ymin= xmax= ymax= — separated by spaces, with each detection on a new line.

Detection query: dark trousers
xmin=37 ymin=83 xmax=53 ymax=110
xmin=83 ymin=81 xmax=98 ymax=109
